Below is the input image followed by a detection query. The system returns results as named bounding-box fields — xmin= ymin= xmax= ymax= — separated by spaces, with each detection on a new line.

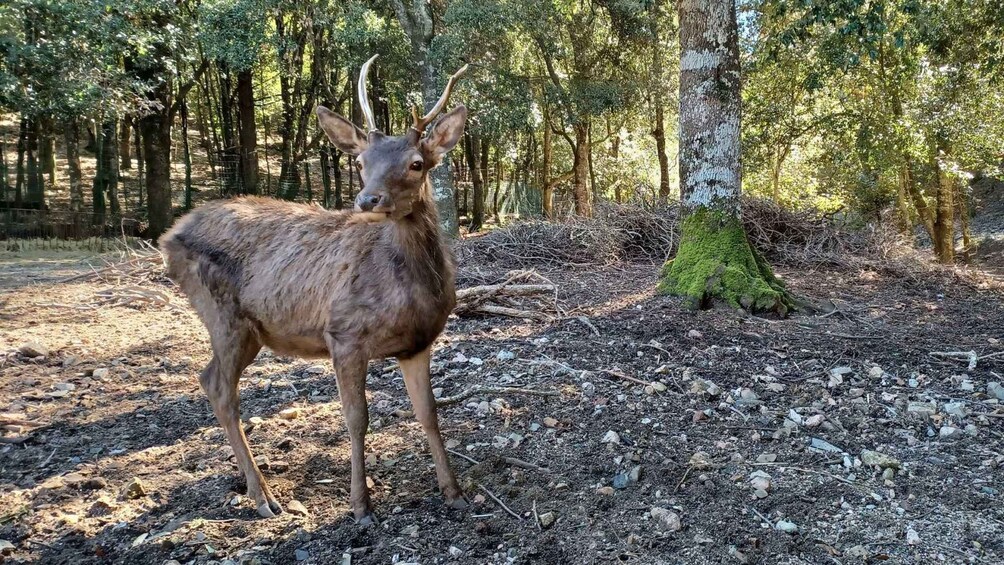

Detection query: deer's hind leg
xmin=197 ymin=304 xmax=279 ymax=517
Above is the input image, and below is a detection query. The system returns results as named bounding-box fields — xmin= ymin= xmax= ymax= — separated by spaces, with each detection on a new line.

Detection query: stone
xmin=687 ymin=329 xmax=703 ymax=339
xmin=868 ymin=366 xmax=884 ymax=378
xmin=775 ymin=520 xmax=798 ymax=534
xmin=650 ymin=507 xmax=682 ymax=532
xmin=305 ymin=365 xmax=326 ymax=374
xmin=612 ymin=473 xmax=629 ymax=489
xmin=988 ymin=382 xmax=1004 ymax=401
xmin=882 ymin=468 xmax=895 ymax=481
xmin=628 ymin=465 xmax=642 ymax=483
xmin=449 ymin=545 xmax=464 ymax=557
xmin=689 ymin=379 xmax=722 ymax=397
xmin=122 ymin=478 xmax=147 ymax=499
xmin=19 ymin=341 xmax=48 ymax=358
xmin=543 ymin=417 xmax=559 ymax=428
xmin=809 ymin=438 xmax=844 ymax=453
xmin=0 ymin=539 xmax=15 ymax=555
xmin=92 ymin=368 xmax=109 ymax=378
xmin=651 ymin=382 xmax=667 ymax=392
xmin=939 ymin=426 xmax=963 ymax=439
xmin=295 ymin=549 xmax=309 ymax=561
xmin=943 ymin=402 xmax=967 ymax=417
xmin=286 ymin=500 xmax=309 ymax=516
xmin=804 ymin=414 xmax=825 ymax=427
xmin=538 ymin=511 xmax=556 ymax=528
xmin=689 ymin=451 xmax=713 ymax=469
xmin=860 ymin=450 xmax=900 ymax=470
xmin=596 ymin=486 xmax=615 ymax=496
xmin=81 ymin=477 xmax=108 ymax=490
xmin=845 ymin=545 xmax=869 ymax=559
xmin=601 ymin=430 xmax=621 ymax=444
xmin=906 ymin=528 xmax=920 ymax=545
xmin=279 ymin=407 xmax=302 ymax=420
xmin=907 ymin=401 xmax=937 ymax=417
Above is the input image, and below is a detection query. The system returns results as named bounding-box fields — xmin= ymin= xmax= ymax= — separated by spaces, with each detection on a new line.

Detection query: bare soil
xmin=1 ymin=251 xmax=1003 ymax=565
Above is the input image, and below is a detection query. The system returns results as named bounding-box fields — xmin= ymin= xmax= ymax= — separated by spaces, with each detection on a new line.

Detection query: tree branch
xmin=170 ymin=59 xmax=210 ymax=118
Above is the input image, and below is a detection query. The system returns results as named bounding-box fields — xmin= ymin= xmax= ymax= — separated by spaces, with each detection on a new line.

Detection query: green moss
xmin=659 ymin=208 xmax=791 ymax=315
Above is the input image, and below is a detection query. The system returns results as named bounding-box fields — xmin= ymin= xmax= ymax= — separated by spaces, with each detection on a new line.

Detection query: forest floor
xmin=2 ymin=244 xmax=1004 ymax=565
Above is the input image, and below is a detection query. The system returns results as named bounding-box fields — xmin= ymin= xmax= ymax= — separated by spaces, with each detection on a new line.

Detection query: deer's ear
xmin=316 ymin=106 xmax=368 ymax=155
xmin=421 ymin=105 xmax=467 ymax=162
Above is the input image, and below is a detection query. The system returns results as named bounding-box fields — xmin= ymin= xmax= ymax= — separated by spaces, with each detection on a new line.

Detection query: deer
xmin=159 ymin=55 xmax=469 ymax=525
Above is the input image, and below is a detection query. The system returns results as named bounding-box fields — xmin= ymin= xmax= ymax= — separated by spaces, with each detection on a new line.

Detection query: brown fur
xmin=159 ymin=106 xmax=468 ymax=522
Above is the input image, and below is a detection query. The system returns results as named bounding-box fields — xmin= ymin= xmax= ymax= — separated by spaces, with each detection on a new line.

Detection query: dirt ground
xmin=1 ymin=248 xmax=1004 ymax=565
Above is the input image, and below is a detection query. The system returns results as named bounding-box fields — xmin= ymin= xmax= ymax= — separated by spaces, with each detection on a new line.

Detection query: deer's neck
xmin=386 ymin=182 xmax=450 ymax=285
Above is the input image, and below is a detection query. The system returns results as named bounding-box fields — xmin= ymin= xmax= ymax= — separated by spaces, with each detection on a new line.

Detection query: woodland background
xmin=1 ymin=0 xmax=1002 ymax=264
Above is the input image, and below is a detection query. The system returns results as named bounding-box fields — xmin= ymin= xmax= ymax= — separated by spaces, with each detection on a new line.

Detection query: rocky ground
xmin=1 ymin=248 xmax=1003 ymax=565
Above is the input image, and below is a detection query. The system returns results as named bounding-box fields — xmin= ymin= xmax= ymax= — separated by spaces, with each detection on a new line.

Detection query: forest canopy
xmin=0 ymin=0 xmax=1001 ymax=262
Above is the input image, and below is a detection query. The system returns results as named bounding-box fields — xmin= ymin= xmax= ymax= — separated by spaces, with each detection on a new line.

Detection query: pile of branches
xmin=454 ymin=270 xmax=559 ymax=321
xmin=457 ymin=203 xmax=680 ymax=268
xmin=55 ymin=240 xmax=179 ymax=310
xmin=459 ymin=198 xmax=927 ymax=274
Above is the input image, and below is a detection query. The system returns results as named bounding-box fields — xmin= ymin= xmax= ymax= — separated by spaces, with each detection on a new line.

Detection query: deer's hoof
xmin=257 ymin=500 xmax=283 ymax=518
xmin=446 ymin=495 xmax=470 ymax=510
xmin=354 ymin=512 xmax=379 ymax=527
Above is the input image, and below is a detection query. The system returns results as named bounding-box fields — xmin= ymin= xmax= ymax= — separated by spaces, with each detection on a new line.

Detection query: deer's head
xmin=316 ymin=55 xmax=468 ymax=222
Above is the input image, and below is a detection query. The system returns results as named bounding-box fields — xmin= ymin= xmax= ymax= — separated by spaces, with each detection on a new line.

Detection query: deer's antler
xmin=358 ymin=54 xmax=379 ymax=132
xmin=411 ymin=64 xmax=470 ymax=135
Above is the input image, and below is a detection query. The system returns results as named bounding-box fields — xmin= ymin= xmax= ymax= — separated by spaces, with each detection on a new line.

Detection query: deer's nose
xmin=356 ymin=193 xmax=384 ymax=212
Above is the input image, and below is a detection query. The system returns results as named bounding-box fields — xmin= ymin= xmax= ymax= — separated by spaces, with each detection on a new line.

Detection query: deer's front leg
xmin=332 ymin=355 xmax=376 ymax=524
xmin=399 ymin=348 xmax=466 ymax=508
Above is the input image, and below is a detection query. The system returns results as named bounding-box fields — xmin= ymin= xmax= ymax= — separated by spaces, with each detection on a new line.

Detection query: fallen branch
xmin=435 ymin=385 xmax=560 ymax=407
xmin=930 ymin=350 xmax=979 ymax=371
xmin=477 ymin=483 xmax=522 ymax=520
xmin=601 ymin=368 xmax=652 ymax=387
xmin=463 ymin=304 xmax=551 ymax=321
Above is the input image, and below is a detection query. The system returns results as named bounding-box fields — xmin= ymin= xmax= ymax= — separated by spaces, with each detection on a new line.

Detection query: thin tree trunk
xmin=333 ymin=149 xmax=343 ymax=209
xmin=465 ymin=132 xmax=485 ymax=231
xmin=92 ymin=120 xmax=106 ymax=225
xmin=134 ymin=116 xmax=145 ymax=209
xmin=181 ymin=100 xmax=194 ymax=210
xmin=932 ymin=137 xmax=955 ymax=264
xmin=64 ymin=119 xmax=83 ymax=213
xmin=102 ymin=120 xmax=121 ymax=216
xmin=38 ymin=116 xmax=56 ymax=189
xmin=321 ymin=147 xmax=332 ymax=208
xmin=25 ymin=118 xmax=44 ymax=208
xmin=572 ymin=123 xmax=592 ymax=216
xmin=15 ymin=117 xmax=26 ymax=207
xmin=958 ymin=179 xmax=972 ymax=264
xmin=542 ymin=117 xmax=553 ymax=218
xmin=120 ymin=118 xmax=132 ymax=169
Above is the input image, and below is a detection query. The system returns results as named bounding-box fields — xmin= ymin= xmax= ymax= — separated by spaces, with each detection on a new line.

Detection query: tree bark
xmin=38 ymin=116 xmax=57 ymax=189
xmin=465 ymin=132 xmax=485 ymax=231
xmin=390 ymin=0 xmax=459 ymax=235
xmin=542 ymin=120 xmax=554 ymax=218
xmin=64 ymin=119 xmax=83 ymax=214
xmin=660 ymin=0 xmax=788 ymax=314
xmin=572 ymin=123 xmax=593 ymax=216
xmin=236 ymin=69 xmax=259 ymax=194
xmin=932 ymin=136 xmax=955 ymax=264
xmin=120 ymin=118 xmax=132 ymax=169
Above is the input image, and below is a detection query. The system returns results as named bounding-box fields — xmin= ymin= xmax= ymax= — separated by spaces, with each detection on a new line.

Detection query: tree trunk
xmin=932 ymin=136 xmax=955 ymax=264
xmin=958 ymin=179 xmax=972 ymax=264
xmin=120 ymin=118 xmax=132 ymax=169
xmin=181 ymin=100 xmax=194 ymax=210
xmin=91 ymin=120 xmax=106 ymax=225
xmin=571 ymin=123 xmax=593 ymax=216
xmin=542 ymin=118 xmax=554 ymax=218
xmin=15 ymin=117 xmax=26 ymax=207
xmin=654 ymin=88 xmax=671 ymax=201
xmin=660 ymin=0 xmax=788 ymax=315
xmin=102 ymin=120 xmax=121 ymax=216
xmin=236 ymin=69 xmax=259 ymax=194
xmin=64 ymin=119 xmax=84 ymax=214
xmin=134 ymin=116 xmax=145 ymax=209
xmin=38 ymin=116 xmax=57 ymax=190
xmin=465 ymin=132 xmax=485 ymax=231
xmin=333 ymin=149 xmax=343 ymax=209
xmin=24 ymin=118 xmax=44 ymax=208
xmin=141 ymin=113 xmax=174 ymax=239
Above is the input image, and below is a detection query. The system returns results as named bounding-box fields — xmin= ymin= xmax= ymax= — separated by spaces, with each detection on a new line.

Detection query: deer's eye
xmin=410 ymin=160 xmax=423 ymax=171
xmin=355 ymin=161 xmax=363 ymax=170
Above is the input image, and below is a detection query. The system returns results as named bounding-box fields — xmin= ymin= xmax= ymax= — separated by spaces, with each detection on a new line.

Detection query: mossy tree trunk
xmin=659 ymin=0 xmax=790 ymax=315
